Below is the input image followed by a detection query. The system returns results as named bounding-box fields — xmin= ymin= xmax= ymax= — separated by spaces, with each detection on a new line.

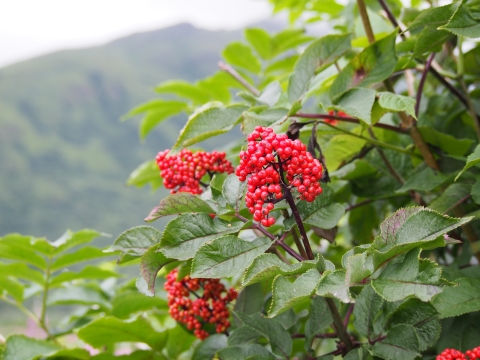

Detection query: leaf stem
xmin=218 ymin=61 xmax=260 ymax=96
xmin=356 ymin=0 xmax=375 ymax=44
xmin=377 ymin=0 xmax=406 ymax=39
xmin=326 ymin=298 xmax=354 ymax=351
xmin=282 ymin=210 xmax=308 ymax=259
xmin=415 ymin=53 xmax=435 ymax=118
xmin=343 ymin=304 xmax=354 ymax=327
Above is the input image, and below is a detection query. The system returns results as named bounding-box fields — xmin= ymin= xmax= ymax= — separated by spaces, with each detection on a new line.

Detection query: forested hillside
xmin=0 ymin=23 xmax=242 ymax=241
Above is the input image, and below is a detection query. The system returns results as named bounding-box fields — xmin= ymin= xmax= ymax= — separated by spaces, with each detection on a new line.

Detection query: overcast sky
xmin=0 ymin=0 xmax=272 ymax=68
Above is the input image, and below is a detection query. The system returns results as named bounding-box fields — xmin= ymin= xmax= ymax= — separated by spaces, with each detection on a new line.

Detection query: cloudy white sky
xmin=0 ymin=0 xmax=272 ymax=68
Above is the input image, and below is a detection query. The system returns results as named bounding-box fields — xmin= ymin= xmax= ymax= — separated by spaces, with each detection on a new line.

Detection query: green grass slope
xmin=0 ymin=23 xmax=241 ymax=241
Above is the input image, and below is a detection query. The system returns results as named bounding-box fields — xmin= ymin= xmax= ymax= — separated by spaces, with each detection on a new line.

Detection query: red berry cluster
xmin=437 ymin=347 xmax=480 ymax=360
xmin=326 ymin=110 xmax=348 ymax=125
xmin=156 ymin=149 xmax=234 ymax=194
xmin=164 ymin=269 xmax=237 ymax=340
xmin=235 ymin=126 xmax=323 ymax=227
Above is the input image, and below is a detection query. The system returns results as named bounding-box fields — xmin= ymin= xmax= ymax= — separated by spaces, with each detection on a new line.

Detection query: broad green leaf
xmin=245 ymin=28 xmax=272 ymax=60
xmin=223 ymin=174 xmax=246 ymax=210
xmin=271 ymin=29 xmax=313 ymax=57
xmin=192 ymin=334 xmax=228 ymax=360
xmin=348 ymin=202 xmax=379 ymax=244
xmin=228 ymin=325 xmax=261 ymax=346
xmin=323 ymin=134 xmax=367 ymax=170
xmin=47 ymin=284 xmax=110 ymax=308
xmin=139 ymin=101 xmax=188 ymax=139
xmin=77 ymin=316 xmax=167 ymax=351
xmin=353 ymin=285 xmax=384 ymax=339
xmin=439 ymin=3 xmax=480 ymax=38
xmin=390 ymin=299 xmax=441 ymax=351
xmin=418 ymin=126 xmax=473 ymax=157
xmin=127 ymin=160 xmax=162 ymax=189
xmin=242 ymin=108 xmax=288 ymax=135
xmin=372 ymin=324 xmax=420 ymax=360
xmin=159 ymin=213 xmax=244 ymax=260
xmin=377 ymin=92 xmax=416 ymax=119
xmin=288 ymin=33 xmax=352 ymax=102
xmin=51 ymin=246 xmax=115 ymax=271
xmin=304 ymin=296 xmax=332 ymax=351
xmin=330 ymin=31 xmax=397 ymax=100
xmin=284 ymin=185 xmax=345 ymax=230
xmin=472 ymin=179 xmax=480 ymax=204
xmin=165 ymin=325 xmax=196 ymax=359
xmin=217 ymin=344 xmax=274 ymax=360
xmin=223 ymin=42 xmax=261 ymax=74
xmin=346 ymin=252 xmax=373 ymax=285
xmin=0 ymin=234 xmax=46 ymax=270
xmin=111 ymin=291 xmax=167 ymax=319
xmin=243 ymin=253 xmax=325 ymax=287
xmin=90 ymin=350 xmax=166 ymax=360
xmin=407 ymin=4 xmax=454 ymax=31
xmin=3 ymin=335 xmax=60 ymax=360
xmin=145 ymin=192 xmax=215 ymax=222
xmin=269 ymin=269 xmax=321 ymax=317
xmin=435 ymin=313 xmax=480 ymax=352
xmin=257 ymin=81 xmax=282 ymax=108
xmin=53 ymin=229 xmax=101 ymax=254
xmin=108 ymin=226 xmax=161 ymax=256
xmin=265 ymin=56 xmax=298 ymax=75
xmin=371 ymin=249 xmax=446 ymax=302
xmin=413 ymin=26 xmax=451 ymax=58
xmin=429 ymin=183 xmax=472 ymax=213
xmin=45 ymin=348 xmax=91 ymax=359
xmin=397 ymin=167 xmax=450 ymax=193
xmin=191 ymin=236 xmax=271 ymax=278
xmin=155 ymin=80 xmax=211 ymax=104
xmin=344 ymin=346 xmax=374 ymax=360
xmin=332 ymin=159 xmax=377 ymax=180
xmin=234 ymin=283 xmax=264 ymax=316
xmin=0 ymin=263 xmax=44 ymax=284
xmin=431 ymin=277 xmax=480 ymax=318
xmin=331 ymin=88 xmax=376 ymax=124
xmin=172 ymin=104 xmax=248 ymax=150
xmin=455 ymin=144 xmax=480 ymax=181
xmin=50 ymin=265 xmax=119 ymax=287
xmin=316 ymin=270 xmax=353 ymax=303
xmin=138 ymin=245 xmax=175 ymax=296
xmin=0 ymin=276 xmax=24 ymax=302
xmin=234 ymin=312 xmax=292 ymax=357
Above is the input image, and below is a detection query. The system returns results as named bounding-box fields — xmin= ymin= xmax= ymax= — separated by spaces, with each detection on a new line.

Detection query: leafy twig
xmin=218 ymin=61 xmax=260 ymax=96
xmin=326 ymin=298 xmax=354 ymax=351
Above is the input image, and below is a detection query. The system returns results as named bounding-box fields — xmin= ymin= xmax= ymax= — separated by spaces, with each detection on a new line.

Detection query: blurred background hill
xmin=0 ymin=23 xmax=248 ymax=241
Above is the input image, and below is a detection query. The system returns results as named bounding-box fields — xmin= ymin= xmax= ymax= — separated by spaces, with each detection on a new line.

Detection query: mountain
xmin=0 ymin=23 xmax=243 ymax=242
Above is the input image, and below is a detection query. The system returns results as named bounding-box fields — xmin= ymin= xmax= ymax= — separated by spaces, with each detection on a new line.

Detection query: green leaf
xmin=472 ymin=179 xmax=480 ymax=204
xmin=108 ymin=226 xmax=162 ymax=256
xmin=390 ymin=299 xmax=441 ymax=351
xmin=0 ymin=234 xmax=47 ymax=270
xmin=372 ymin=324 xmax=420 ymax=360
xmin=353 ymin=285 xmax=384 ymax=339
xmin=397 ymin=167 xmax=450 ymax=193
xmin=234 ymin=312 xmax=292 ymax=357
xmin=222 ymin=174 xmax=247 ymax=210
xmin=245 ymin=28 xmax=272 ymax=60
xmin=269 ymin=269 xmax=321 ymax=317
xmin=271 ymin=29 xmax=313 ymax=57
xmin=0 ymin=263 xmax=44 ymax=284
xmin=155 ymin=80 xmax=211 ymax=104
xmin=243 ymin=253 xmax=325 ymax=287
xmin=145 ymin=192 xmax=215 ymax=222
xmin=223 ymin=42 xmax=262 ymax=74
xmin=323 ymin=134 xmax=367 ymax=170
xmin=330 ymin=31 xmax=397 ymax=100
xmin=53 ymin=229 xmax=101 ymax=254
xmin=429 ymin=183 xmax=472 ymax=213
xmin=377 ymin=92 xmax=417 ymax=119
xmin=139 ymin=101 xmax=188 ymax=139
xmin=3 ymin=335 xmax=60 ymax=360
xmin=371 ymin=249 xmax=446 ymax=302
xmin=265 ymin=56 xmax=298 ymax=75
xmin=344 ymin=346 xmax=374 ymax=360
xmin=138 ymin=245 xmax=175 ymax=296
xmin=111 ymin=291 xmax=167 ymax=319
xmin=51 ymin=246 xmax=114 ymax=271
xmin=159 ymin=213 xmax=244 ymax=260
xmin=242 ymin=108 xmax=288 ymax=135
xmin=332 ymin=159 xmax=377 ymax=180
xmin=413 ymin=26 xmax=451 ymax=58
xmin=431 ymin=277 xmax=480 ymax=318
xmin=316 ymin=270 xmax=353 ymax=303
xmin=418 ymin=126 xmax=473 ymax=157
xmin=50 ymin=265 xmax=120 ymax=287
xmin=284 ymin=185 xmax=345 ymax=230
xmin=407 ymin=4 xmax=454 ymax=31
xmin=172 ymin=104 xmax=248 ymax=150
xmin=234 ymin=283 xmax=265 ymax=316
xmin=455 ymin=144 xmax=480 ymax=181
xmin=47 ymin=284 xmax=110 ymax=308
xmin=228 ymin=326 xmax=261 ymax=346
xmin=439 ymin=2 xmax=480 ymax=38
xmin=191 ymin=236 xmax=271 ymax=278
xmin=257 ymin=81 xmax=282 ymax=108
xmin=305 ymin=296 xmax=333 ymax=351
xmin=77 ymin=316 xmax=167 ymax=351
xmin=127 ymin=160 xmax=162 ymax=189
xmin=288 ymin=33 xmax=352 ymax=102
xmin=217 ymin=344 xmax=274 ymax=360
xmin=435 ymin=313 xmax=480 ymax=352
xmin=0 ymin=276 xmax=24 ymax=302
xmin=45 ymin=348 xmax=91 ymax=359
xmin=192 ymin=334 xmax=228 ymax=360
xmin=331 ymin=88 xmax=376 ymax=125
xmin=165 ymin=326 xmax=196 ymax=359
